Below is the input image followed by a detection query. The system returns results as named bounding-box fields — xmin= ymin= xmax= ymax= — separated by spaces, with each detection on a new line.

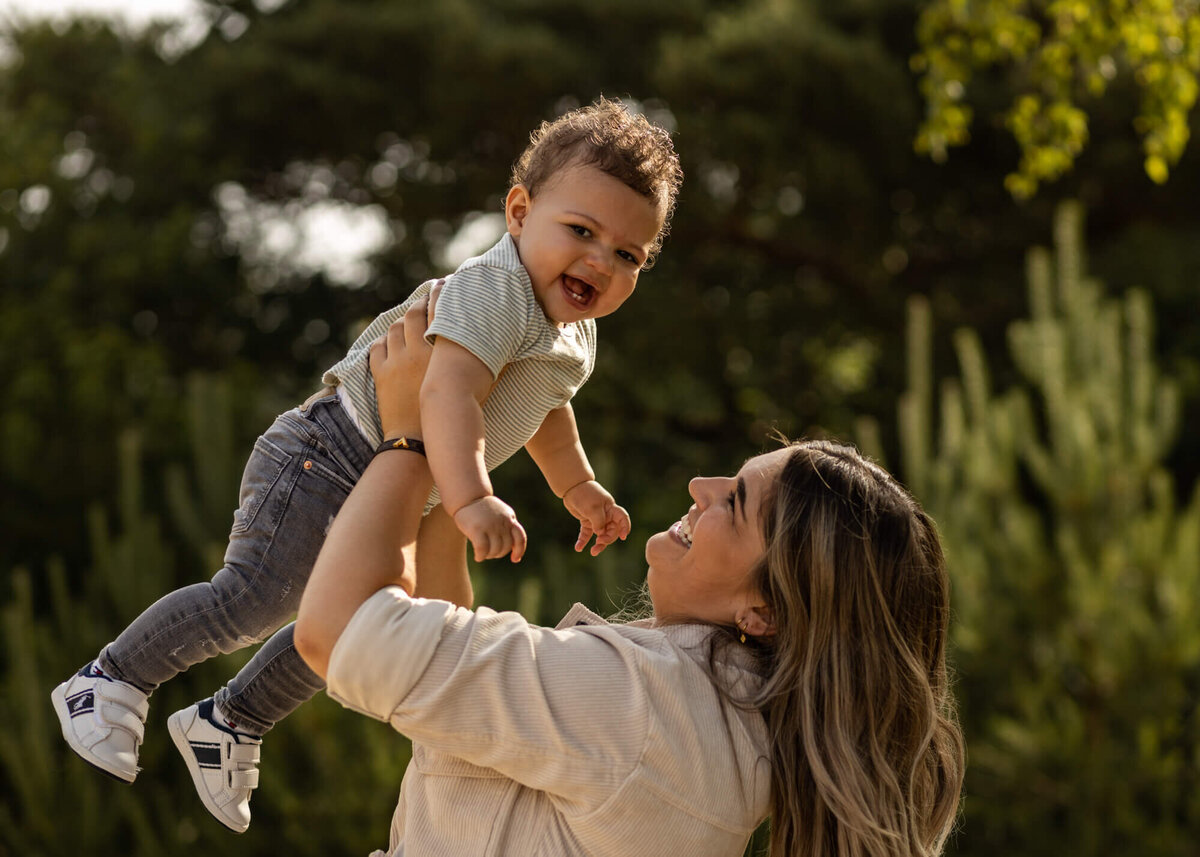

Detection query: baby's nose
xmin=587 ymin=249 xmax=613 ymax=275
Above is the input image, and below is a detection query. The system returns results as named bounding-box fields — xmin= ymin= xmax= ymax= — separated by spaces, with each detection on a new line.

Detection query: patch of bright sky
xmin=440 ymin=213 xmax=507 ymax=269
xmin=0 ymin=0 xmax=204 ymax=29
xmin=0 ymin=0 xmax=460 ymax=289
xmin=216 ymin=182 xmax=397 ymax=290
xmin=0 ymin=0 xmax=288 ymax=60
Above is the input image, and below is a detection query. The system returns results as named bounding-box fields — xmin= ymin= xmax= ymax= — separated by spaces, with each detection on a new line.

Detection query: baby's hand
xmin=562 ymin=481 xmax=631 ymax=557
xmin=452 ymin=496 xmax=527 ymax=563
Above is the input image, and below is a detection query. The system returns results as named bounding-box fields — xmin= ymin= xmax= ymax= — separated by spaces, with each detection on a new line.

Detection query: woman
xmin=294 ymin=295 xmax=964 ymax=857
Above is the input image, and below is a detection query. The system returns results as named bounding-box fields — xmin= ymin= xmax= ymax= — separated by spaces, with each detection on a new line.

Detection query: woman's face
xmin=645 ymin=448 xmax=789 ymax=627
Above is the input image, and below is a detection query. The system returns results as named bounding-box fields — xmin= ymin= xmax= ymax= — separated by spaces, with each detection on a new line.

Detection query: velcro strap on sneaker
xmin=98 ymin=702 xmax=147 ymax=743
xmin=228 ymin=743 xmax=261 ymax=764
xmin=98 ymin=682 xmax=150 ymax=720
xmin=228 ymin=767 xmax=260 ymax=790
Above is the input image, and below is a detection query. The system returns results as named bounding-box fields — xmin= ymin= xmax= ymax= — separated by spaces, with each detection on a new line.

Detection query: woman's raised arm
xmin=294 ymin=296 xmax=436 ymax=679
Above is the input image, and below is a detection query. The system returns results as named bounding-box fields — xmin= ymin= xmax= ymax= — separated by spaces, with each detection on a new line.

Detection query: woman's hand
xmin=297 ymin=282 xmax=445 ymax=679
xmin=369 ymin=281 xmax=441 ymax=439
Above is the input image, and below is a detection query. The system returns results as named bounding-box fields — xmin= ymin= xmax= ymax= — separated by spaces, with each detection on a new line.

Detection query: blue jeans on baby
xmin=97 ymin=392 xmax=371 ymax=735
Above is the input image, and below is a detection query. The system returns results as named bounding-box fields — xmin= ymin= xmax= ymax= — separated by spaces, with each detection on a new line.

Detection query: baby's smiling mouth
xmin=562 ymin=274 xmax=596 ymax=308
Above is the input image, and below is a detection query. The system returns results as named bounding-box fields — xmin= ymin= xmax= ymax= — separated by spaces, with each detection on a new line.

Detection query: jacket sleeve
xmin=326 ymin=587 xmax=652 ymax=813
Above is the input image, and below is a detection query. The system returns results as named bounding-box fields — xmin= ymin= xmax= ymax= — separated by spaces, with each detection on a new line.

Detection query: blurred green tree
xmin=4 ymin=0 xmax=1200 ymax=579
xmin=914 ymin=0 xmax=1200 ymax=198
xmin=859 ymin=203 xmax=1200 ymax=854
xmin=1 ymin=0 xmax=1198 ymax=838
xmin=1 ymin=380 xmax=412 ymax=856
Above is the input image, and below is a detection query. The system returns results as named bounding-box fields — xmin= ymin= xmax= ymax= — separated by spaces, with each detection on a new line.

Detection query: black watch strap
xmin=374 ymin=436 xmax=426 ymax=457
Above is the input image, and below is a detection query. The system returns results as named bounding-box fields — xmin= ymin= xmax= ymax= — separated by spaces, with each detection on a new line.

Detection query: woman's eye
xmin=727 ymin=490 xmax=737 ymax=510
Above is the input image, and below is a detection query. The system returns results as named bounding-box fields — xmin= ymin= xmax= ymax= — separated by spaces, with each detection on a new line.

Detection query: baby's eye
xmin=617 ymin=249 xmax=639 ymax=265
xmin=569 ymin=224 xmax=591 ymax=237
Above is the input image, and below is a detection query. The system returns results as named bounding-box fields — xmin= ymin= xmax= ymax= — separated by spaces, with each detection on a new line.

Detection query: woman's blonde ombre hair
xmin=747 ymin=439 xmax=964 ymax=857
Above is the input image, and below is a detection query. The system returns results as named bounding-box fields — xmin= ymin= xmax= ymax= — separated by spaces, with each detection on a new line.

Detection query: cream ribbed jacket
xmin=326 ymin=587 xmax=771 ymax=856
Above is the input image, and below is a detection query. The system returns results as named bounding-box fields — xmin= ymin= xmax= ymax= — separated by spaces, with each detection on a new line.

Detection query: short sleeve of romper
xmin=423 ymin=260 xmax=543 ymax=378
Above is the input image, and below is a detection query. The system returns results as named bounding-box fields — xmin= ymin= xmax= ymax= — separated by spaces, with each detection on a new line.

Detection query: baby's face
xmin=505 ymin=162 xmax=663 ymax=325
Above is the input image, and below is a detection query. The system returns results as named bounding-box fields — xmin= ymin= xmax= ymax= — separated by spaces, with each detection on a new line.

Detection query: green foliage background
xmin=2 ymin=1 xmax=1198 ymax=854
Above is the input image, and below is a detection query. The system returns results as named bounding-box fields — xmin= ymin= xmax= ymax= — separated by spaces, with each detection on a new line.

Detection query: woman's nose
xmin=688 ymin=476 xmax=725 ymax=507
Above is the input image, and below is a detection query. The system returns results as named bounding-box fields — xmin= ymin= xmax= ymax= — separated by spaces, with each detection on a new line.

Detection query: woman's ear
xmin=737 ymin=604 xmax=777 ymax=639
xmin=505 ymin=184 xmax=532 ymax=237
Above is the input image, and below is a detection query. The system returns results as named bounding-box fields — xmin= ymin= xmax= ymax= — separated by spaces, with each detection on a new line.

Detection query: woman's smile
xmin=669 ymin=514 xmax=693 ymax=548
xmin=646 ymin=449 xmax=787 ymax=624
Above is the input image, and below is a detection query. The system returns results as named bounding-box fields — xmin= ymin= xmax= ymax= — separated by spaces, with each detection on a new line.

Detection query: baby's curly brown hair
xmin=511 ymin=97 xmax=683 ymax=268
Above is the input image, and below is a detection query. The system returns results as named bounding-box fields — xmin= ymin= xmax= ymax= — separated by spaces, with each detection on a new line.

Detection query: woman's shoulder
xmin=556 ymin=605 xmax=762 ymax=696
xmin=554 ymin=607 xmax=772 ymax=838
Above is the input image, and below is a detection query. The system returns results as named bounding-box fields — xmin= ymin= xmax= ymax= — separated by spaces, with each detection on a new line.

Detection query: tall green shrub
xmin=862 ymin=203 xmax=1200 ymax=855
xmin=1 ymin=376 xmax=410 ymax=856
xmin=2 ymin=431 xmax=192 ymax=855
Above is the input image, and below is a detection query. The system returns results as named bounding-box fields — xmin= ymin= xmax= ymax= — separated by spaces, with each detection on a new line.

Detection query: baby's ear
xmin=505 ymin=184 xmax=532 ymax=235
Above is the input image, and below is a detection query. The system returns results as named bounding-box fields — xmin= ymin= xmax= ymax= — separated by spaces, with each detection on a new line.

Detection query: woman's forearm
xmin=295 ymin=448 xmax=434 ymax=679
xmin=414 ymin=503 xmax=473 ymax=607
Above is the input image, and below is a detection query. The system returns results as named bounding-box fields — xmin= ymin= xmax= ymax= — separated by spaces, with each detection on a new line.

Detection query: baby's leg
xmin=214 ymin=504 xmax=471 ymax=734
xmin=161 ymin=395 xmax=374 ymax=831
xmin=212 ymin=621 xmax=321 ymax=735
xmin=99 ymin=401 xmax=364 ymax=695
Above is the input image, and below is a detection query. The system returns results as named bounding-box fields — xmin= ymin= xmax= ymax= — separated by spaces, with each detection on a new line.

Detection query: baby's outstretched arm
xmin=421 ymin=338 xmax=526 ymax=563
xmin=562 ymin=480 xmax=631 ymax=556
xmin=526 ymin=405 xmax=630 ymax=556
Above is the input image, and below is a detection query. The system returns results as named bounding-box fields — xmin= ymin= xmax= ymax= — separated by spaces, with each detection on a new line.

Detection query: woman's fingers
xmin=368 ymin=334 xmax=387 ymax=373
xmin=404 ymin=295 xmax=428 ymax=345
xmin=428 ymin=279 xmax=443 ymax=322
xmin=398 ymin=291 xmax=438 ymax=372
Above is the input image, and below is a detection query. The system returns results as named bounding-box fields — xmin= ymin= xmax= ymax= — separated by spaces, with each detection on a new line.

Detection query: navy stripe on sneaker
xmin=190 ymin=742 xmax=222 ymax=769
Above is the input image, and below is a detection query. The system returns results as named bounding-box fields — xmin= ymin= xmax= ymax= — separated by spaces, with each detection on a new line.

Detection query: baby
xmin=51 ymin=97 xmax=682 ymax=833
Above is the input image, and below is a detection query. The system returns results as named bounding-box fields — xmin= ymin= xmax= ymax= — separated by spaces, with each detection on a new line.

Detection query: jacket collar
xmin=555 ymin=603 xmax=765 ymax=683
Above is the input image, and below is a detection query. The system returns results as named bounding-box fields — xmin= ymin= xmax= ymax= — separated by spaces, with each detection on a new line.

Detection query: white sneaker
xmin=168 ymin=699 xmax=261 ymax=833
xmin=51 ymin=662 xmax=150 ymax=783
